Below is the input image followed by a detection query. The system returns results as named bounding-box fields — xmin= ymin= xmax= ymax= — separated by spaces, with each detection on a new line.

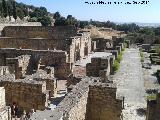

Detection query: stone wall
xmin=146 ymin=92 xmax=160 ymax=120
xmin=85 ymin=84 xmax=123 ymax=120
xmin=2 ymin=26 xmax=77 ymax=39
xmin=25 ymin=69 xmax=57 ymax=97
xmin=86 ymin=57 xmax=111 ymax=81
xmin=92 ymin=38 xmax=113 ymax=52
xmin=0 ymin=87 xmax=6 ymax=108
xmin=66 ymin=31 xmax=91 ymax=63
xmin=6 ymin=55 xmax=32 ymax=79
xmin=0 ymin=66 xmax=10 ymax=75
xmin=112 ymin=36 xmax=124 ymax=48
xmin=0 ymin=37 xmax=58 ymax=50
xmin=0 ymin=87 xmax=11 ymax=120
xmin=0 ymin=48 xmax=71 ymax=79
xmin=0 ymin=26 xmax=78 ymax=51
xmin=0 ymin=22 xmax=41 ymax=31
xmin=0 ymin=75 xmax=49 ymax=113
xmin=30 ymin=77 xmax=123 ymax=120
xmin=0 ymin=26 xmax=92 ymax=64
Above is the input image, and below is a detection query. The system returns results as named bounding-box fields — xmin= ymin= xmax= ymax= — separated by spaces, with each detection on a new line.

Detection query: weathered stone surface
xmin=0 ymin=74 xmax=49 ymax=113
xmin=86 ymin=56 xmax=112 ymax=81
xmin=0 ymin=87 xmax=11 ymax=120
xmin=85 ymin=84 xmax=122 ymax=120
xmin=30 ymin=77 xmax=123 ymax=120
xmin=146 ymin=92 xmax=160 ymax=120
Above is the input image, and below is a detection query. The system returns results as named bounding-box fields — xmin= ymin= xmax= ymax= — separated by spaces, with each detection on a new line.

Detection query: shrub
xmin=141 ymin=57 xmax=144 ymax=63
xmin=147 ymin=94 xmax=157 ymax=101
xmin=113 ymin=60 xmax=120 ymax=72
xmin=140 ymin=50 xmax=144 ymax=63
xmin=122 ymin=48 xmax=125 ymax=51
xmin=117 ymin=55 xmax=122 ymax=63
xmin=116 ymin=52 xmax=123 ymax=63
xmin=140 ymin=51 xmax=144 ymax=58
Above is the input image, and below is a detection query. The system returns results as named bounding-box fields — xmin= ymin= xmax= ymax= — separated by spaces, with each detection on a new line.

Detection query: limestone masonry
xmin=0 ymin=25 xmax=126 ymax=120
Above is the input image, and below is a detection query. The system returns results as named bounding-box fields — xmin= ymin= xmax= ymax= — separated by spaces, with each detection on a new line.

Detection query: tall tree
xmin=2 ymin=0 xmax=8 ymax=18
xmin=53 ymin=12 xmax=60 ymax=20
xmin=12 ymin=0 xmax=17 ymax=20
xmin=7 ymin=1 xmax=13 ymax=21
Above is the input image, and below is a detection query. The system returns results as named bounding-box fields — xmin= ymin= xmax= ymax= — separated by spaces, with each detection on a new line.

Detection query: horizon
xmin=16 ymin=0 xmax=160 ymax=24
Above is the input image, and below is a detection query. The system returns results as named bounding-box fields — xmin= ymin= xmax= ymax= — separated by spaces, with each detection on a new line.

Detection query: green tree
xmin=38 ymin=16 xmax=51 ymax=26
xmin=12 ymin=0 xmax=17 ymax=20
xmin=53 ymin=12 xmax=61 ymax=20
xmin=2 ymin=0 xmax=8 ymax=18
xmin=17 ymin=8 xmax=24 ymax=19
xmin=54 ymin=17 xmax=67 ymax=26
xmin=7 ymin=1 xmax=13 ymax=20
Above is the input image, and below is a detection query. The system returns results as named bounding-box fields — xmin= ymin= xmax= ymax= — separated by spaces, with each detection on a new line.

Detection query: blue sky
xmin=16 ymin=0 xmax=160 ymax=23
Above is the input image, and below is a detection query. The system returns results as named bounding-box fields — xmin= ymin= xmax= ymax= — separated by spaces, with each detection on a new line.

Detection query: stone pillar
xmin=116 ymin=46 xmax=122 ymax=54
xmin=111 ymin=50 xmax=118 ymax=59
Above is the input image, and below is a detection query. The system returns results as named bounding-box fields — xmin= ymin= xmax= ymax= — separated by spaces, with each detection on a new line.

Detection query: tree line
xmin=0 ymin=0 xmax=17 ymax=20
xmin=0 ymin=0 xmax=141 ymax=31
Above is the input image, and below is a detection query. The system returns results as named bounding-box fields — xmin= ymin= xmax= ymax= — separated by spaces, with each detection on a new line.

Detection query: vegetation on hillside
xmin=0 ymin=0 xmax=142 ymax=30
xmin=125 ymin=27 xmax=160 ymax=44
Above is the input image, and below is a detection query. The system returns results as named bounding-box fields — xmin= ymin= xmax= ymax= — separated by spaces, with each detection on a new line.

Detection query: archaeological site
xmin=0 ymin=0 xmax=160 ymax=120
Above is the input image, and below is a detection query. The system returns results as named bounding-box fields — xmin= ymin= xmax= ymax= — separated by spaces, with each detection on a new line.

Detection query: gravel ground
xmin=113 ymin=48 xmax=147 ymax=120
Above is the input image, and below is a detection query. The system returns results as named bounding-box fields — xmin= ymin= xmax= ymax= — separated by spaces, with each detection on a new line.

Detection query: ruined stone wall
xmin=0 ymin=87 xmax=6 ymax=108
xmin=25 ymin=69 xmax=57 ymax=97
xmin=2 ymin=26 xmax=77 ymax=39
xmin=30 ymin=77 xmax=122 ymax=120
xmin=112 ymin=36 xmax=124 ymax=48
xmin=0 ymin=66 xmax=10 ymax=75
xmin=30 ymin=77 xmax=98 ymax=120
xmin=54 ymin=63 xmax=72 ymax=80
xmin=146 ymin=93 xmax=160 ymax=120
xmin=0 ymin=49 xmax=70 ymax=79
xmin=85 ymin=85 xmax=123 ymax=120
xmin=0 ymin=77 xmax=48 ymax=112
xmin=0 ymin=87 xmax=11 ymax=120
xmin=0 ymin=37 xmax=57 ymax=50
xmin=146 ymin=100 xmax=157 ymax=120
xmin=6 ymin=58 xmax=22 ymax=79
xmin=67 ymin=31 xmax=91 ymax=63
xmin=86 ymin=57 xmax=111 ymax=81
xmin=0 ymin=26 xmax=78 ymax=51
xmin=92 ymin=38 xmax=113 ymax=52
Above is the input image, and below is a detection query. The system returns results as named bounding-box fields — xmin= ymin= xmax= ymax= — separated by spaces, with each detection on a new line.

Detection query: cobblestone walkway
xmin=113 ymin=48 xmax=147 ymax=120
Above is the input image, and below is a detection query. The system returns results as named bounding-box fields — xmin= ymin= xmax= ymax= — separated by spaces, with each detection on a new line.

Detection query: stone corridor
xmin=113 ymin=48 xmax=147 ymax=120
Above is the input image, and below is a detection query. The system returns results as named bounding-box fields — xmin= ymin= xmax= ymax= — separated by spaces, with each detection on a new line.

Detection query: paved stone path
xmin=113 ymin=48 xmax=146 ymax=120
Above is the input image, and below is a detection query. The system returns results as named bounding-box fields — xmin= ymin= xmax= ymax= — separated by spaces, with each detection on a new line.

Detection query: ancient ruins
xmin=0 ymin=24 xmax=127 ymax=120
xmin=0 ymin=22 xmax=159 ymax=120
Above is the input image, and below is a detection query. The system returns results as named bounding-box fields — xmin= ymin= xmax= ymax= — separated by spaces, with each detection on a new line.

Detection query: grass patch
xmin=113 ymin=60 xmax=120 ymax=72
xmin=122 ymin=48 xmax=125 ymax=52
xmin=140 ymin=50 xmax=144 ymax=63
xmin=147 ymin=94 xmax=157 ymax=101
xmin=113 ymin=48 xmax=125 ymax=73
